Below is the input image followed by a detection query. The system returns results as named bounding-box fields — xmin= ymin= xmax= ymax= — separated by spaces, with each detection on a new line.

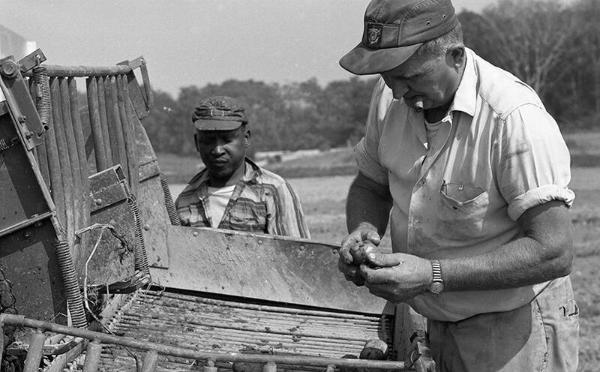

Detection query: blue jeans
xmin=427 ymin=276 xmax=579 ymax=372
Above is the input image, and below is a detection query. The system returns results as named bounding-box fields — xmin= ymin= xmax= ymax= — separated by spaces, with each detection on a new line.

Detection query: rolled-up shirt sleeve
xmin=496 ymin=103 xmax=575 ymax=221
xmin=355 ymin=78 xmax=393 ymax=185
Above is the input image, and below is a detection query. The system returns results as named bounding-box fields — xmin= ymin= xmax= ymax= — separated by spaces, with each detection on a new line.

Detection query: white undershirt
xmin=206 ymin=185 xmax=235 ymax=227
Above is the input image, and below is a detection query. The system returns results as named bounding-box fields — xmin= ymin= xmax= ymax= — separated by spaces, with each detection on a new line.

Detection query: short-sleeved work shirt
xmin=355 ymin=48 xmax=574 ymax=322
xmin=176 ymin=158 xmax=310 ymax=239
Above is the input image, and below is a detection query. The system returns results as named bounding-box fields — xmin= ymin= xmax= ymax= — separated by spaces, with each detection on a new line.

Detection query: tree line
xmin=143 ymin=0 xmax=600 ymax=156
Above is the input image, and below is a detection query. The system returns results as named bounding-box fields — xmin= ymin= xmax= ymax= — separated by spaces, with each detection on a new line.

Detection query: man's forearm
xmin=346 ymin=172 xmax=392 ymax=236
xmin=441 ymin=236 xmax=572 ymax=291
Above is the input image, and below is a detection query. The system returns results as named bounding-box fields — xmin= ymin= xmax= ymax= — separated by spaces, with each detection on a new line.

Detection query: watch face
xmin=430 ymin=281 xmax=444 ymax=295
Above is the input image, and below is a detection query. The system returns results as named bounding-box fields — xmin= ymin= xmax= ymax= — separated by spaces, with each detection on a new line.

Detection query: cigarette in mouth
xmin=414 ymin=98 xmax=424 ymax=111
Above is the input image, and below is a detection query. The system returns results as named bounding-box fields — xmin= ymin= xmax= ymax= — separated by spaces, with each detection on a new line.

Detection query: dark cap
xmin=340 ymin=0 xmax=459 ymax=75
xmin=192 ymin=96 xmax=248 ymax=131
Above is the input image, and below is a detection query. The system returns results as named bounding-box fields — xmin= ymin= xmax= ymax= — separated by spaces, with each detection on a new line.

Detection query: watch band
xmin=430 ymin=259 xmax=444 ymax=295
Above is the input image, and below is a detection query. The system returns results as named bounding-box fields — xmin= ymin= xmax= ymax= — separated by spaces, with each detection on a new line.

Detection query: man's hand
xmin=338 ymin=226 xmax=381 ymax=286
xmin=360 ymin=252 xmax=432 ymax=303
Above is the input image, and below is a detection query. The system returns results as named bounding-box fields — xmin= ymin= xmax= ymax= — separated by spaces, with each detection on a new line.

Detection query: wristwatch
xmin=429 ymin=260 xmax=444 ymax=295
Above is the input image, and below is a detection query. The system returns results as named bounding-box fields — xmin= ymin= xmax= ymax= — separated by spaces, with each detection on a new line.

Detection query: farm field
xmin=169 ymin=167 xmax=600 ymax=371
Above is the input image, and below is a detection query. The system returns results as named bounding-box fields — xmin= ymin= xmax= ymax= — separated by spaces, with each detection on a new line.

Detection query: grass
xmin=564 ymin=131 xmax=600 ymax=155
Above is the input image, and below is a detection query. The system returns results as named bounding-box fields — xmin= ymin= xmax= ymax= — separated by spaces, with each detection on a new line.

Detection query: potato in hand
xmin=350 ymin=241 xmax=377 ymax=265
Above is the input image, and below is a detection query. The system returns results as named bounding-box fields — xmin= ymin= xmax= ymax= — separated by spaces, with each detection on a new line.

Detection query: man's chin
xmin=208 ymin=168 xmax=233 ymax=180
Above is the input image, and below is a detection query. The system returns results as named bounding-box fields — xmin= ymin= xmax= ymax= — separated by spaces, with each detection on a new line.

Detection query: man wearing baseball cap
xmin=175 ymin=96 xmax=310 ymax=239
xmin=337 ymin=0 xmax=578 ymax=370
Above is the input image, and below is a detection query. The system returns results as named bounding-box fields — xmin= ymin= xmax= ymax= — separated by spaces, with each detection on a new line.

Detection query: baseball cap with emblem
xmin=340 ymin=0 xmax=459 ymax=75
xmin=192 ymin=96 xmax=248 ymax=131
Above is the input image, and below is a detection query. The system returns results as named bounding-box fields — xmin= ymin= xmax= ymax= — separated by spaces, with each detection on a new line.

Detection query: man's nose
xmin=211 ymin=143 xmax=226 ymax=155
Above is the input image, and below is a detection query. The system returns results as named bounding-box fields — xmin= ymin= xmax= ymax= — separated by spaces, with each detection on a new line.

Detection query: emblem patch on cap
xmin=365 ymin=23 xmax=383 ymax=49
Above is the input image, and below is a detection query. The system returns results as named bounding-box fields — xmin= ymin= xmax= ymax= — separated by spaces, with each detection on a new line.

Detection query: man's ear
xmin=244 ymin=129 xmax=251 ymax=147
xmin=447 ymin=45 xmax=465 ymax=70
xmin=194 ymin=132 xmax=201 ymax=152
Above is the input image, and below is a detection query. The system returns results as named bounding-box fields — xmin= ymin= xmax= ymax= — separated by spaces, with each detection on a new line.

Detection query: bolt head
xmin=0 ymin=60 xmax=18 ymax=78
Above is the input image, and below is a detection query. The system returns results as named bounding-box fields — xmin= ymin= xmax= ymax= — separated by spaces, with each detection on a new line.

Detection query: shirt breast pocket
xmin=226 ymin=199 xmax=268 ymax=233
xmin=437 ymin=182 xmax=489 ymax=240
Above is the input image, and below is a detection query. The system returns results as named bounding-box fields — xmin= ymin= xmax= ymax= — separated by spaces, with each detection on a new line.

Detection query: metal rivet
xmin=94 ymin=199 xmax=102 ymax=206
xmin=0 ymin=60 xmax=18 ymax=78
xmin=193 ymin=231 xmax=199 ymax=237
xmin=143 ymin=224 xmax=150 ymax=231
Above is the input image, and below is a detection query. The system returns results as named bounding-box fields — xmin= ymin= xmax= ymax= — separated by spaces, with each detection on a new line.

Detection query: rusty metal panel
xmin=77 ymin=166 xmax=136 ymax=287
xmin=0 ymin=112 xmax=49 ymax=233
xmin=0 ymin=220 xmax=67 ymax=323
xmin=137 ymin=171 xmax=170 ymax=269
xmin=89 ymin=168 xmax=129 ymax=213
xmin=0 ymin=108 xmax=68 ymax=322
xmin=150 ymin=227 xmax=391 ymax=315
xmin=132 ymin=107 xmax=170 ymax=268
xmin=0 ymin=57 xmax=89 ymax=326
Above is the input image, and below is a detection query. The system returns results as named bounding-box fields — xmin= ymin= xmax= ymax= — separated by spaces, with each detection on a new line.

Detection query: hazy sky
xmin=1 ymin=0 xmax=495 ymax=97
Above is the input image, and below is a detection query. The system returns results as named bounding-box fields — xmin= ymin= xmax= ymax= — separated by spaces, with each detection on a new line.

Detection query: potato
xmin=350 ymin=241 xmax=376 ymax=265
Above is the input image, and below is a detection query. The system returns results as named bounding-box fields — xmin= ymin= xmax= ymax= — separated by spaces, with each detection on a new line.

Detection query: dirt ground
xmin=288 ymin=169 xmax=600 ymax=372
